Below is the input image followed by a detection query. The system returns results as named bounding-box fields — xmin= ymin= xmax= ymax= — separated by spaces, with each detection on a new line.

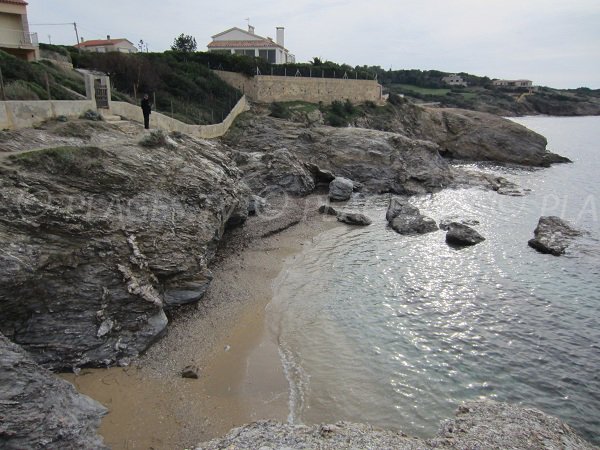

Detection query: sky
xmin=26 ymin=0 xmax=600 ymax=89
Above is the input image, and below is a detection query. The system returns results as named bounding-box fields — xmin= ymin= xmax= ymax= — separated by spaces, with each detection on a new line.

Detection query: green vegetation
xmin=0 ymin=50 xmax=85 ymax=100
xmin=390 ymin=84 xmax=451 ymax=96
xmin=9 ymin=146 xmax=106 ymax=175
xmin=171 ymin=34 xmax=197 ymax=53
xmin=139 ymin=130 xmax=173 ymax=148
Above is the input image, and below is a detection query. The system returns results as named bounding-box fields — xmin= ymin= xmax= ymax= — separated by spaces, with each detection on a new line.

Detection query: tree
xmin=171 ymin=34 xmax=197 ymax=53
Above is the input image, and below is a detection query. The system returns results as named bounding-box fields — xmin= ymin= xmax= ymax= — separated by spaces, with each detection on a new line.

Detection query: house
xmin=208 ymin=25 xmax=295 ymax=64
xmin=75 ymin=36 xmax=138 ymax=53
xmin=492 ymin=79 xmax=533 ymax=88
xmin=442 ymin=74 xmax=467 ymax=87
xmin=0 ymin=0 xmax=38 ymax=61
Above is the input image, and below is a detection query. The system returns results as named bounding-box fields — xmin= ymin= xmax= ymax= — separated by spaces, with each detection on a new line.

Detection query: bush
xmin=270 ymin=102 xmax=291 ymax=119
xmin=139 ymin=129 xmax=173 ymax=148
xmin=325 ymin=112 xmax=347 ymax=127
xmin=81 ymin=110 xmax=102 ymax=121
xmin=344 ymin=99 xmax=355 ymax=114
xmin=3 ymin=80 xmax=40 ymax=100
xmin=330 ymin=100 xmax=345 ymax=117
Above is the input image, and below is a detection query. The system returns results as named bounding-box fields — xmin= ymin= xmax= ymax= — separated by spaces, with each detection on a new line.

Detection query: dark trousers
xmin=143 ymin=113 xmax=150 ymax=129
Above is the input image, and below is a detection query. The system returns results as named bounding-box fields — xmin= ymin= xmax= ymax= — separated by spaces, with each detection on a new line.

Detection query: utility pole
xmin=73 ymin=22 xmax=80 ymax=48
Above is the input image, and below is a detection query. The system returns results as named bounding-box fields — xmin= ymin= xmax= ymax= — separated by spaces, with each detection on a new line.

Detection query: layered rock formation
xmin=0 ymin=127 xmax=248 ymax=369
xmin=0 ymin=334 xmax=107 ymax=449
xmin=356 ymin=102 xmax=571 ymax=166
xmin=196 ymin=401 xmax=596 ymax=450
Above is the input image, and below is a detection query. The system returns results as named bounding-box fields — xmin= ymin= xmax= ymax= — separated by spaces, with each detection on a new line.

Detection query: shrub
xmin=344 ymin=99 xmax=355 ymax=114
xmin=330 ymin=100 xmax=345 ymax=116
xmin=3 ymin=80 xmax=40 ymax=100
xmin=81 ymin=110 xmax=102 ymax=121
xmin=270 ymin=102 xmax=291 ymax=119
xmin=325 ymin=112 xmax=347 ymax=127
xmin=139 ymin=129 xmax=174 ymax=148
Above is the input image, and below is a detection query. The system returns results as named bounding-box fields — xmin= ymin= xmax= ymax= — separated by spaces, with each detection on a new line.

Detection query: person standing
xmin=141 ymin=94 xmax=152 ymax=129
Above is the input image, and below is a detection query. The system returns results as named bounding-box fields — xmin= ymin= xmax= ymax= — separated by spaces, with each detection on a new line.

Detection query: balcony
xmin=0 ymin=28 xmax=38 ymax=49
xmin=0 ymin=28 xmax=38 ymax=61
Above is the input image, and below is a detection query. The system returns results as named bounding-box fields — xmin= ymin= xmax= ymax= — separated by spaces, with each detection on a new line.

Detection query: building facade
xmin=492 ymin=79 xmax=533 ymax=88
xmin=0 ymin=0 xmax=38 ymax=61
xmin=75 ymin=36 xmax=138 ymax=53
xmin=208 ymin=25 xmax=295 ymax=64
xmin=442 ymin=74 xmax=467 ymax=87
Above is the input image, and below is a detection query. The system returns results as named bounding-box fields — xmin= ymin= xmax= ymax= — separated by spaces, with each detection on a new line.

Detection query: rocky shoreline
xmin=0 ymin=103 xmax=592 ymax=448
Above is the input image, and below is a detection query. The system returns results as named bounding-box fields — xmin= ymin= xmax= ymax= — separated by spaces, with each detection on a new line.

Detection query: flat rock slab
xmin=528 ymin=216 xmax=581 ymax=256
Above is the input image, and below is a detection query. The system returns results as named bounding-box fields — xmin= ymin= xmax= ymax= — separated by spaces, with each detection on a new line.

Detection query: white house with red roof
xmin=208 ymin=25 xmax=295 ymax=64
xmin=0 ymin=0 xmax=38 ymax=61
xmin=75 ymin=35 xmax=137 ymax=54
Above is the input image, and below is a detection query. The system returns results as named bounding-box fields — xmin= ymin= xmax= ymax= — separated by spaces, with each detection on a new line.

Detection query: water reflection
xmin=268 ymin=117 xmax=600 ymax=443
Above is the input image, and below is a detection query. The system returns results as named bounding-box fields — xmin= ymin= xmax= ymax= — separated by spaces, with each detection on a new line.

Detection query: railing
xmin=0 ymin=28 xmax=38 ymax=47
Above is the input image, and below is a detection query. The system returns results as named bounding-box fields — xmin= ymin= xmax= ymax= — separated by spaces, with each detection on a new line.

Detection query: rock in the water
xmin=390 ymin=214 xmax=438 ymax=235
xmin=445 ymin=222 xmax=485 ymax=246
xmin=439 ymin=218 xmax=480 ymax=231
xmin=386 ymin=197 xmax=437 ymax=235
xmin=528 ymin=216 xmax=581 ymax=256
xmin=0 ymin=334 xmax=108 ymax=449
xmin=195 ymin=400 xmax=596 ymax=449
xmin=318 ymin=204 xmax=338 ymax=216
xmin=337 ymin=212 xmax=372 ymax=226
xmin=329 ymin=177 xmax=355 ymax=201
xmin=181 ymin=364 xmax=200 ymax=379
xmin=386 ymin=197 xmax=420 ymax=222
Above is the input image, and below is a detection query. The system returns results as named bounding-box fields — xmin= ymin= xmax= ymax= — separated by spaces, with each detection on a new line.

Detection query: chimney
xmin=80 ymin=37 xmax=84 ymax=43
xmin=107 ymin=35 xmax=111 ymax=40
xmin=248 ymin=25 xmax=255 ymax=34
xmin=276 ymin=27 xmax=284 ymax=47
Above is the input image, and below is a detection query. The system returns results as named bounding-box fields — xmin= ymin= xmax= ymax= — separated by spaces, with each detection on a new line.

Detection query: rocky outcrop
xmin=356 ymin=102 xmax=570 ymax=167
xmin=196 ymin=401 xmax=596 ymax=450
xmin=337 ymin=212 xmax=372 ymax=226
xmin=528 ymin=216 xmax=581 ymax=256
xmin=318 ymin=204 xmax=338 ymax=216
xmin=445 ymin=222 xmax=486 ymax=246
xmin=225 ymin=114 xmax=453 ymax=195
xmin=386 ymin=197 xmax=438 ymax=235
xmin=0 ymin=334 xmax=107 ymax=449
xmin=329 ymin=177 xmax=354 ymax=201
xmin=0 ymin=127 xmax=249 ymax=369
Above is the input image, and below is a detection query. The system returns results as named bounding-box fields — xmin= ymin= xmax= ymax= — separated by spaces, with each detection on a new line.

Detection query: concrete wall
xmin=110 ymin=95 xmax=250 ymax=139
xmin=0 ymin=95 xmax=248 ymax=138
xmin=213 ymin=70 xmax=383 ymax=105
xmin=0 ymin=100 xmax=96 ymax=130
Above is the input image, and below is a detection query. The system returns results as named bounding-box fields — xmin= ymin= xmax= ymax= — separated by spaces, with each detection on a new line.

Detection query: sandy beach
xmin=61 ymin=194 xmax=341 ymax=449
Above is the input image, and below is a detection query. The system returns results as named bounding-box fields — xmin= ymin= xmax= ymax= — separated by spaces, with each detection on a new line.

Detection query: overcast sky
xmin=27 ymin=0 xmax=600 ymax=88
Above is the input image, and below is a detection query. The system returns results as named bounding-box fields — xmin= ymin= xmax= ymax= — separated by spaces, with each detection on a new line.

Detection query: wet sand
xmin=62 ymin=195 xmax=340 ymax=449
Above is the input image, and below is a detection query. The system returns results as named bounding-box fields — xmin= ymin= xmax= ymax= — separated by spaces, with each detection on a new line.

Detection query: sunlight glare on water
xmin=268 ymin=116 xmax=600 ymax=443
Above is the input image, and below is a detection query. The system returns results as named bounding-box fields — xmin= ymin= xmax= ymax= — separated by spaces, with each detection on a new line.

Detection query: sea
xmin=266 ymin=116 xmax=600 ymax=443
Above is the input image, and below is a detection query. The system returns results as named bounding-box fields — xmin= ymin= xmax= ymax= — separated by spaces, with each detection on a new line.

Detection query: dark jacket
xmin=141 ymin=98 xmax=152 ymax=115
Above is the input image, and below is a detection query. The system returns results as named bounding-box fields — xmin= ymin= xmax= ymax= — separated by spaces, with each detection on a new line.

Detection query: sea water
xmin=267 ymin=116 xmax=600 ymax=443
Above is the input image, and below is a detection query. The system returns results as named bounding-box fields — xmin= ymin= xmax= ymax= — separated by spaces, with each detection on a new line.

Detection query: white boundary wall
xmin=0 ymin=96 xmax=249 ymax=139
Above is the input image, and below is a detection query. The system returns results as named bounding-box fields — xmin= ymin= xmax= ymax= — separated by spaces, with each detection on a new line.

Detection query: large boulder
xmin=386 ymin=197 xmax=437 ymax=235
xmin=528 ymin=216 xmax=581 ymax=256
xmin=329 ymin=177 xmax=355 ymax=201
xmin=445 ymin=222 xmax=486 ymax=246
xmin=0 ymin=130 xmax=249 ymax=369
xmin=0 ymin=334 xmax=107 ymax=449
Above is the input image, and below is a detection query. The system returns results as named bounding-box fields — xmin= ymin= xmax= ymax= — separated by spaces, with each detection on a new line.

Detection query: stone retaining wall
xmin=214 ymin=70 xmax=383 ymax=105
